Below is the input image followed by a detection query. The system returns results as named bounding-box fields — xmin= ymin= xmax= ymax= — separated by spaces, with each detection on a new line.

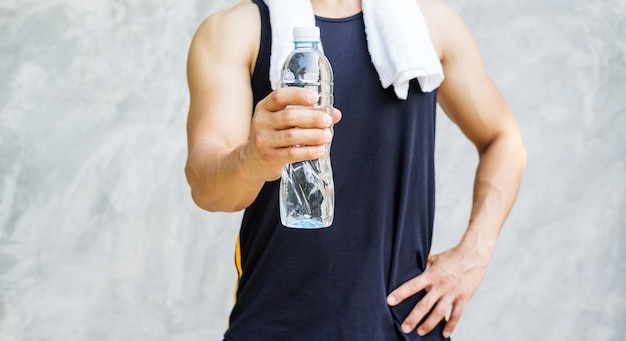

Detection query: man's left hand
xmin=386 ymin=244 xmax=490 ymax=338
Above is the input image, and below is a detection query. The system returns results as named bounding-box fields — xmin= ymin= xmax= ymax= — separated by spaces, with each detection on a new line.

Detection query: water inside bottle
xmin=279 ymin=147 xmax=334 ymax=228
xmin=279 ymin=43 xmax=334 ymax=228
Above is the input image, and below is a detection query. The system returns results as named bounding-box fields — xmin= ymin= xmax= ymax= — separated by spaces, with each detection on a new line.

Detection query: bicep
xmin=186 ymin=8 xmax=258 ymax=155
xmin=435 ymin=4 xmax=517 ymax=154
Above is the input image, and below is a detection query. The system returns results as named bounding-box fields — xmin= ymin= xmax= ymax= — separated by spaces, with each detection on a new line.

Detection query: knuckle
xmin=416 ymin=299 xmax=431 ymax=313
xmin=408 ymin=279 xmax=422 ymax=292
xmin=257 ymin=147 xmax=274 ymax=162
xmin=453 ymin=301 xmax=466 ymax=315
xmin=251 ymin=114 xmax=265 ymax=130
xmin=317 ymin=111 xmax=327 ymax=124
xmin=434 ymin=304 xmax=448 ymax=317
xmin=253 ymin=133 xmax=264 ymax=146
xmin=254 ymin=100 xmax=264 ymax=113
xmin=393 ymin=288 xmax=409 ymax=300
xmin=300 ymin=147 xmax=318 ymax=161
xmin=284 ymin=129 xmax=297 ymax=142
xmin=318 ymin=130 xmax=329 ymax=144
xmin=419 ymin=293 xmax=439 ymax=310
xmin=420 ymin=320 xmax=436 ymax=332
xmin=286 ymin=146 xmax=300 ymax=159
xmin=446 ymin=317 xmax=459 ymax=331
xmin=258 ymin=145 xmax=272 ymax=158
xmin=427 ymin=267 xmax=442 ymax=280
xmin=272 ymin=88 xmax=288 ymax=104
xmin=403 ymin=312 xmax=419 ymax=326
xmin=433 ymin=274 xmax=449 ymax=287
xmin=254 ymin=135 xmax=271 ymax=152
xmin=281 ymin=110 xmax=297 ymax=126
xmin=449 ymin=311 xmax=461 ymax=323
xmin=456 ymin=291 xmax=470 ymax=302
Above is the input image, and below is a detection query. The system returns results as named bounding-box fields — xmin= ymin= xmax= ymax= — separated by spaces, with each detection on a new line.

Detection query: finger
xmin=274 ymin=128 xmax=332 ymax=149
xmin=387 ymin=273 xmax=430 ymax=306
xmin=260 ymin=87 xmax=319 ymax=112
xmin=399 ymin=289 xmax=441 ymax=334
xmin=442 ymin=300 xmax=466 ymax=338
xmin=416 ymin=299 xmax=452 ymax=336
xmin=252 ymin=129 xmax=327 ymax=162
xmin=276 ymin=144 xmax=326 ymax=164
xmin=332 ymin=107 xmax=342 ymax=124
xmin=274 ymin=107 xmax=333 ymax=130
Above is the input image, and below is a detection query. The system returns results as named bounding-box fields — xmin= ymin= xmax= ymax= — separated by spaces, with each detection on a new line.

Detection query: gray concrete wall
xmin=0 ymin=0 xmax=624 ymax=340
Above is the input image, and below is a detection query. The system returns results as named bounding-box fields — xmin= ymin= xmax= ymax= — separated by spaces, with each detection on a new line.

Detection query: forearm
xmin=458 ymin=133 xmax=527 ymax=260
xmin=185 ymin=88 xmax=337 ymax=213
xmin=185 ymin=141 xmax=264 ymax=212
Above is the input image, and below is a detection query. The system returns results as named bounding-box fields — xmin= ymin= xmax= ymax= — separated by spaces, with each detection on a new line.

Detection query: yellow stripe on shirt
xmin=234 ymin=230 xmax=243 ymax=303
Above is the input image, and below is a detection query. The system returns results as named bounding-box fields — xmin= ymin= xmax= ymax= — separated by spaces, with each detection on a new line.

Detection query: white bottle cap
xmin=293 ymin=26 xmax=320 ymax=42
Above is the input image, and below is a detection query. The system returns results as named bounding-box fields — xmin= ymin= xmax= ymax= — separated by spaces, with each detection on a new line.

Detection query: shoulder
xmin=189 ymin=1 xmax=261 ymax=72
xmin=418 ymin=1 xmax=515 ymax=150
xmin=196 ymin=0 xmax=259 ymax=36
xmin=417 ymin=0 xmax=473 ymax=64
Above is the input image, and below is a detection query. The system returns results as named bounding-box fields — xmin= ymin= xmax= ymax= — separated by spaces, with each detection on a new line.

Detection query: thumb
xmin=260 ymin=87 xmax=319 ymax=112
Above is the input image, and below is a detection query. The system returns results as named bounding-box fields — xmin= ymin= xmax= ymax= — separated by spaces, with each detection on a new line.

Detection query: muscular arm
xmin=185 ymin=3 xmax=339 ymax=212
xmin=435 ymin=1 xmax=526 ymax=268
xmin=185 ymin=4 xmax=259 ymax=212
xmin=388 ymin=0 xmax=526 ymax=337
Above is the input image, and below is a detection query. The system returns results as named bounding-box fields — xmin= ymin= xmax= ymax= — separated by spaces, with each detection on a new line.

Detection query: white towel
xmin=263 ymin=0 xmax=444 ymax=100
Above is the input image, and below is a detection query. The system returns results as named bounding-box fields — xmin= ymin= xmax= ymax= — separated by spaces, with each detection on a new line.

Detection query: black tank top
xmin=225 ymin=1 xmax=447 ymax=340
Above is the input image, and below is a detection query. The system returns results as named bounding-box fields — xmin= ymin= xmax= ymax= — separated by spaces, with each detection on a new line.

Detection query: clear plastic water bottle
xmin=279 ymin=26 xmax=335 ymax=229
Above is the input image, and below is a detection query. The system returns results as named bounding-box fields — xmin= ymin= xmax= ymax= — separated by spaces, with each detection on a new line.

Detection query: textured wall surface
xmin=0 ymin=0 xmax=624 ymax=340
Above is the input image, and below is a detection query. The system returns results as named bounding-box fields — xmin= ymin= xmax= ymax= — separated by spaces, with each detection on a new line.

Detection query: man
xmin=185 ymin=0 xmax=526 ymax=339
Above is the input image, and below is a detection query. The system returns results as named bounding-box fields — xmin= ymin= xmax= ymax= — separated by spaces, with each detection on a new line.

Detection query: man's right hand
xmin=185 ymin=4 xmax=340 ymax=212
xmin=243 ymin=87 xmax=342 ymax=183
